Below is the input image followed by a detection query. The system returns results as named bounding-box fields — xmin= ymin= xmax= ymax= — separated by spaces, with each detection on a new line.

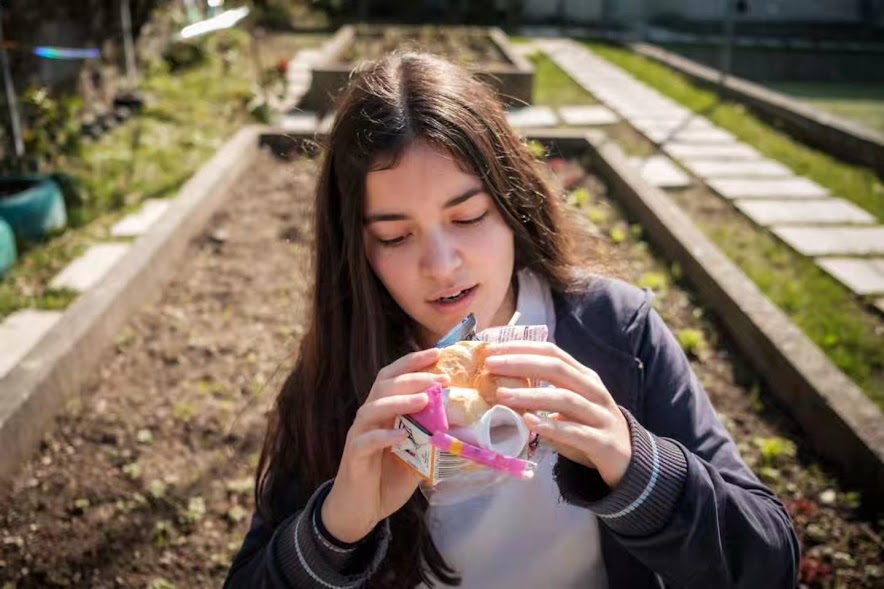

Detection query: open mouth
xmin=433 ymin=285 xmax=477 ymax=304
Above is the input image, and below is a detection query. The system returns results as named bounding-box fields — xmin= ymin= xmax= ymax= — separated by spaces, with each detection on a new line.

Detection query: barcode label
xmin=478 ymin=325 xmax=549 ymax=343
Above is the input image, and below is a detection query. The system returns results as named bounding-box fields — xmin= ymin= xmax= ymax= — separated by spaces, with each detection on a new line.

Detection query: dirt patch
xmin=338 ymin=27 xmax=509 ymax=69
xmin=0 ymin=153 xmax=881 ymax=588
xmin=0 ymin=149 xmax=313 ymax=588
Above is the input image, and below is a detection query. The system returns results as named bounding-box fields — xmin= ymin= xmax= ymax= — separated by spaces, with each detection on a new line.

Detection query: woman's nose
xmin=420 ymin=230 xmax=462 ymax=281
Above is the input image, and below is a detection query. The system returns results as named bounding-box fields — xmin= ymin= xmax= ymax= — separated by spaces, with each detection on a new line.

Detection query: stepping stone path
xmin=735 ymin=199 xmax=876 ymax=226
xmin=506 ymin=105 xmax=558 ymax=128
xmin=534 ymin=38 xmax=884 ymax=304
xmin=817 ymin=258 xmax=884 ymax=296
xmin=682 ymin=160 xmax=793 ymax=179
xmin=664 ymin=142 xmax=762 ymax=161
xmin=557 ymin=105 xmax=618 ymax=126
xmin=111 ymin=199 xmax=171 ymax=237
xmin=0 ymin=309 xmax=62 ymax=379
xmin=2 ymin=195 xmax=181 ymax=383
xmin=772 ymin=226 xmax=884 ymax=257
xmin=49 ymin=243 xmax=130 ymax=292
xmin=643 ymin=127 xmax=736 ymax=145
xmin=707 ymin=178 xmax=830 ymax=200
xmin=319 ymin=112 xmax=336 ymax=135
xmin=629 ymin=156 xmax=691 ymax=189
xmin=280 ymin=112 xmax=318 ymax=133
xmin=280 ymin=48 xmax=320 ymax=113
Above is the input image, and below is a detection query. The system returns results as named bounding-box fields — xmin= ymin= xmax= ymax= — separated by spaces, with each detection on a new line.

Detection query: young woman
xmin=224 ymin=51 xmax=799 ymax=588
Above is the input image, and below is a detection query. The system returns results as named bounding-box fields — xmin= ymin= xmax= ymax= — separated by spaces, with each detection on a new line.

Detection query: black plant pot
xmin=114 ymin=91 xmax=145 ymax=113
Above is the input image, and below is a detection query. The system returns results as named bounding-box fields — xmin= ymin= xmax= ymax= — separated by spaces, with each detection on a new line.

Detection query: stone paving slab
xmin=296 ymin=49 xmax=322 ymax=65
xmin=280 ymin=112 xmax=318 ymax=133
xmin=49 ymin=243 xmax=130 ymax=292
xmin=110 ymin=199 xmax=172 ymax=237
xmin=682 ymin=159 xmax=793 ymax=179
xmin=506 ymin=106 xmax=558 ymax=128
xmin=630 ymin=118 xmax=716 ymax=132
xmin=629 ymin=156 xmax=691 ymax=189
xmin=708 ymin=177 xmax=830 ymax=199
xmin=645 ymin=127 xmax=737 ymax=145
xmin=816 ymin=258 xmax=884 ymax=296
xmin=663 ymin=142 xmax=762 ymax=161
xmin=772 ymin=226 xmax=884 ymax=256
xmin=319 ymin=112 xmax=335 ymax=135
xmin=0 ymin=309 xmax=62 ymax=380
xmin=558 ymin=105 xmax=618 ymax=126
xmin=735 ymin=198 xmax=876 ymax=226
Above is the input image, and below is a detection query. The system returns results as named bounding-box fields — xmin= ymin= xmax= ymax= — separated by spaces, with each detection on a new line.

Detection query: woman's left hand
xmin=483 ymin=341 xmax=632 ymax=488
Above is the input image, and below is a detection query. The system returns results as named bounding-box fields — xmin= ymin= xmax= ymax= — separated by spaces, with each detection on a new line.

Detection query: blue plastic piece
xmin=0 ymin=216 xmax=15 ymax=276
xmin=0 ymin=175 xmax=68 ymax=242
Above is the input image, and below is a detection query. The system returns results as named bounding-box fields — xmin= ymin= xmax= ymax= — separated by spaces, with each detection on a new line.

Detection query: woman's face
xmin=364 ymin=140 xmax=516 ymax=347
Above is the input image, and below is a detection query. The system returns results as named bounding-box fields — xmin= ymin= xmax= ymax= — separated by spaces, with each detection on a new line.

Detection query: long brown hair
xmin=256 ymin=50 xmax=586 ymax=587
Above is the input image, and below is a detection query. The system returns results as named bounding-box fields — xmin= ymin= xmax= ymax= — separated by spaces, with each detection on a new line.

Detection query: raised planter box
xmin=298 ymin=25 xmax=534 ymax=113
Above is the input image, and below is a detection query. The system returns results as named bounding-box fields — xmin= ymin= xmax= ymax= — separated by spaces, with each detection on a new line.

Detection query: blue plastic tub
xmin=0 ymin=175 xmax=68 ymax=242
xmin=0 ymin=216 xmax=15 ymax=276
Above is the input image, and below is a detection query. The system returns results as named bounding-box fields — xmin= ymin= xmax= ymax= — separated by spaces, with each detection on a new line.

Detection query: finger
xmin=484 ymin=354 xmax=607 ymax=404
xmin=485 ymin=341 xmax=585 ymax=372
xmin=371 ymin=371 xmax=450 ymax=400
xmin=524 ymin=413 xmax=613 ymax=460
xmin=524 ymin=414 xmax=594 ymax=467
xmin=377 ymin=348 xmax=442 ymax=380
xmin=349 ymin=428 xmax=410 ymax=457
xmin=499 ymin=387 xmax=605 ymax=426
xmin=353 ymin=393 xmax=429 ymax=433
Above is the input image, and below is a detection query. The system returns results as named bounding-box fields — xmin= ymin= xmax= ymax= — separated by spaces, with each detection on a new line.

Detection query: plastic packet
xmin=391 ymin=313 xmax=549 ymax=506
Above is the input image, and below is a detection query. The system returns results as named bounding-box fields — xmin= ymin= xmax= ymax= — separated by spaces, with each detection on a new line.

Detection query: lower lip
xmin=430 ymin=286 xmax=478 ymax=314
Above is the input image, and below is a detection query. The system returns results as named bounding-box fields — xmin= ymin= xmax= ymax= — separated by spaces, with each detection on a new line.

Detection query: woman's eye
xmin=378 ymin=234 xmax=409 ymax=247
xmin=454 ymin=211 xmax=489 ymax=226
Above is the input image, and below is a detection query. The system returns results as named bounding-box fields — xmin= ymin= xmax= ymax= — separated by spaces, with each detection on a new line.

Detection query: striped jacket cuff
xmin=275 ymin=480 xmax=391 ymax=587
xmin=554 ymin=407 xmax=687 ymax=537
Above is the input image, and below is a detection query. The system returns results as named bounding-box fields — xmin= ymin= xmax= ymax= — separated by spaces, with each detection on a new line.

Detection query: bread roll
xmin=433 ymin=341 xmax=530 ymax=425
xmin=445 ymin=387 xmax=491 ymax=427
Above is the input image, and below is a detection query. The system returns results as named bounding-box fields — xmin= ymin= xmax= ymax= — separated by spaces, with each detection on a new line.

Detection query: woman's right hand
xmin=320 ymin=347 xmax=449 ymax=543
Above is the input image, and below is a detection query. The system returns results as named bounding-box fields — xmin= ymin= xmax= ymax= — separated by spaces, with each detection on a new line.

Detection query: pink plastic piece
xmin=429 ymin=432 xmax=535 ymax=480
xmin=408 ymin=384 xmax=449 ymax=434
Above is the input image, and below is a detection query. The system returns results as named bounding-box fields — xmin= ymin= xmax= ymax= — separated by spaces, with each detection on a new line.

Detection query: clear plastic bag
xmin=391 ymin=314 xmax=550 ymax=505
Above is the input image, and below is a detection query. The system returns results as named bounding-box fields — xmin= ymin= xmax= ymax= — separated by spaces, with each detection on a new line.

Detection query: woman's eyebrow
xmin=364 ymin=185 xmax=485 ymax=225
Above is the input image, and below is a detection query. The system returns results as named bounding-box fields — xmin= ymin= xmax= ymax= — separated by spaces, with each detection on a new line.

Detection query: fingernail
xmin=433 ymin=374 xmax=450 ymax=383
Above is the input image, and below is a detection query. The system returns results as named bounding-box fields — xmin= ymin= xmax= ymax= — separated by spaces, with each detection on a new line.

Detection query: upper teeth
xmin=441 ymin=289 xmax=466 ymax=301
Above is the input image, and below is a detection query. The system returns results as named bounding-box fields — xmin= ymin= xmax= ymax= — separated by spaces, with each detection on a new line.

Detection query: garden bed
xmin=299 ymin=25 xmax=534 ymax=112
xmin=0 ymin=150 xmax=879 ymax=588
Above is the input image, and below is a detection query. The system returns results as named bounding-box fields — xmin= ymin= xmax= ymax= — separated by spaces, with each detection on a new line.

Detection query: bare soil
xmin=0 ymin=152 xmax=880 ymax=589
xmin=338 ymin=27 xmax=509 ymax=69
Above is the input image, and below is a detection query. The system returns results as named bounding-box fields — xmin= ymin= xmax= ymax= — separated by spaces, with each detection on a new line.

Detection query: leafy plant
xmin=638 ymin=271 xmax=668 ymax=292
xmin=3 ymin=87 xmax=84 ymax=173
xmin=570 ymin=187 xmax=591 ymax=207
xmin=676 ymin=328 xmax=707 ymax=358
xmin=753 ymin=436 xmax=797 ymax=467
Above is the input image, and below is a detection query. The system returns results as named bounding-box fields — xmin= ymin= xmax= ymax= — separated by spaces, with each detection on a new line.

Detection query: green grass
xmin=766 ymin=82 xmax=884 ymax=135
xmin=668 ymin=185 xmax=884 ymax=408
xmin=527 ymin=52 xmax=597 ymax=108
xmin=560 ymin=41 xmax=884 ymax=405
xmin=0 ymin=31 xmax=256 ymax=319
xmin=582 ymin=41 xmax=884 ymax=221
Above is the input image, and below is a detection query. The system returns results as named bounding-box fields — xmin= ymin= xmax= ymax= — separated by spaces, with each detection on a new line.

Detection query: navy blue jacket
xmin=224 ymin=277 xmax=800 ymax=588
